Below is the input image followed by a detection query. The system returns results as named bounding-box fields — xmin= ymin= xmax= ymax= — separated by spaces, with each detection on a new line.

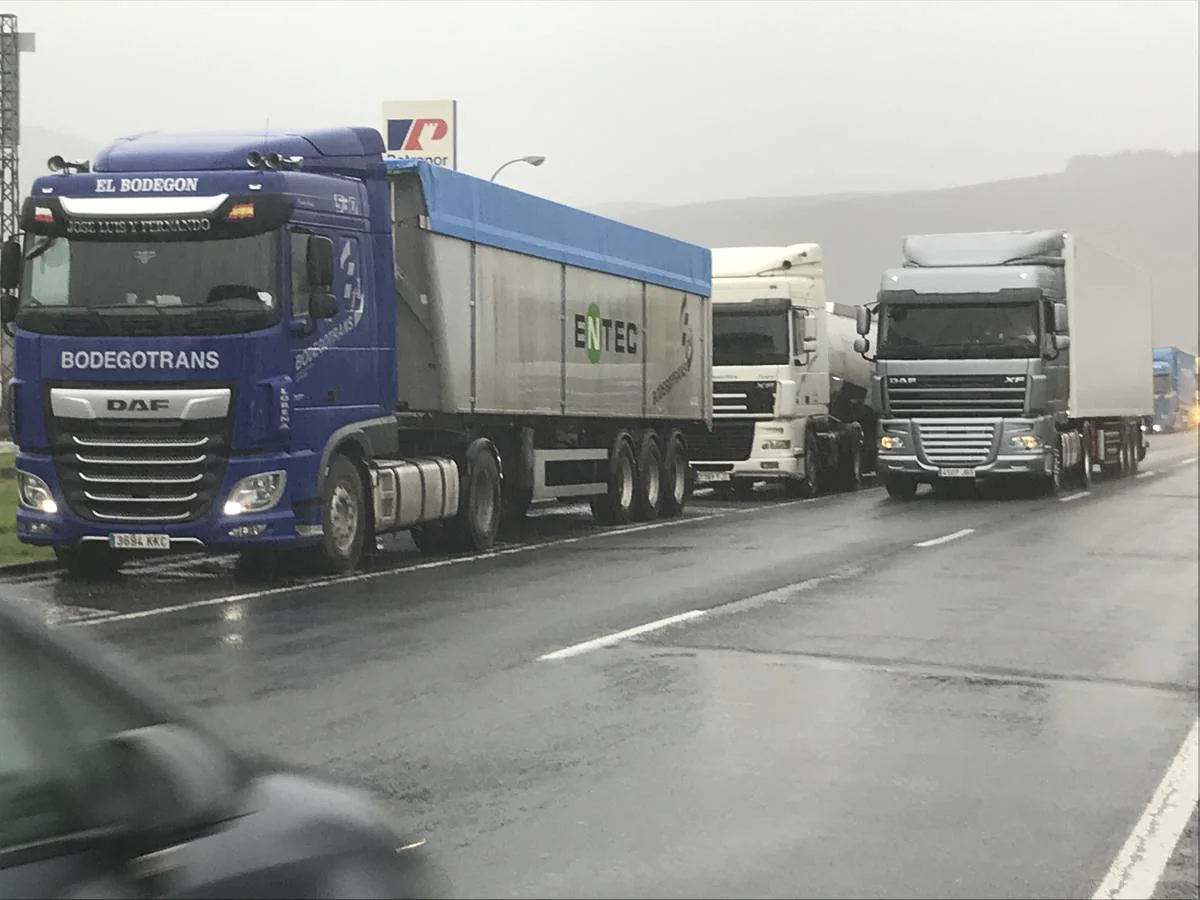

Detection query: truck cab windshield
xmin=16 ymin=233 xmax=280 ymax=336
xmin=713 ymin=307 xmax=790 ymax=366
xmin=877 ymin=297 xmax=1041 ymax=360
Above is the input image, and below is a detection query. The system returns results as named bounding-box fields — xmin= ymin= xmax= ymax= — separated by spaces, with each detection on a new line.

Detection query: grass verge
xmin=0 ymin=452 xmax=55 ymax=567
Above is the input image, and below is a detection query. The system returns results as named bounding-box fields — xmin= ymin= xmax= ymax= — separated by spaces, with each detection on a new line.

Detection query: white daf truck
xmin=687 ymin=244 xmax=876 ymax=499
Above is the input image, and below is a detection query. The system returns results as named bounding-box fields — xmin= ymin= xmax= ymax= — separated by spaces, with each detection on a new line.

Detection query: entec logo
xmin=387 ymin=118 xmax=448 ymax=151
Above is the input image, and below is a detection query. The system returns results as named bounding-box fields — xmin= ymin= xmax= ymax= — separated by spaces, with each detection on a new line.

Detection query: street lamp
xmin=489 ymin=155 xmax=545 ymax=182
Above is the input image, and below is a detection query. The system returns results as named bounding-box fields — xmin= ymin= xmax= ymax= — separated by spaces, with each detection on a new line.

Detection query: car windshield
xmin=712 ymin=308 xmax=790 ymax=366
xmin=877 ymin=298 xmax=1041 ymax=360
xmin=16 ymin=233 xmax=280 ymax=337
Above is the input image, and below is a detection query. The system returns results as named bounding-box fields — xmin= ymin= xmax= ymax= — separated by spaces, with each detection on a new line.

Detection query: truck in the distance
xmin=686 ymin=243 xmax=875 ymax=499
xmin=1149 ymin=346 xmax=1197 ymax=433
xmin=854 ymin=229 xmax=1152 ymax=497
xmin=0 ymin=129 xmax=712 ymax=577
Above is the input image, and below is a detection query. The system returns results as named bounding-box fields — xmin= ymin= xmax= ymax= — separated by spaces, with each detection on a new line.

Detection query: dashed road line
xmin=913 ymin=528 xmax=975 ymax=548
xmin=538 ymin=609 xmax=707 ymax=661
xmin=1059 ymin=491 xmax=1092 ymax=503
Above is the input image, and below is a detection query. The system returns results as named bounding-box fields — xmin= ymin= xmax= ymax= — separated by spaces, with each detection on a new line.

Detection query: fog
xmin=7 ymin=0 xmax=1197 ymax=208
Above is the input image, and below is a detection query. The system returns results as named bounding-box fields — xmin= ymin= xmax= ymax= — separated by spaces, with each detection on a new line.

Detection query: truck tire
xmin=55 ymin=545 xmax=122 ymax=579
xmin=319 ymin=454 xmax=368 ymax=574
xmin=792 ymin=430 xmax=822 ymax=499
xmin=837 ymin=432 xmax=863 ymax=492
xmin=633 ymin=431 xmax=664 ymax=521
xmin=660 ymin=430 xmax=688 ymax=519
xmin=883 ymin=475 xmax=918 ymax=500
xmin=446 ymin=443 xmax=502 ymax=553
xmin=1079 ymin=424 xmax=1094 ymax=488
xmin=591 ymin=432 xmax=636 ymax=526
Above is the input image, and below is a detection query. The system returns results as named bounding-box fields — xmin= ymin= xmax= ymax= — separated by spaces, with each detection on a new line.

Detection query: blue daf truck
xmin=1 ymin=128 xmax=713 ymax=577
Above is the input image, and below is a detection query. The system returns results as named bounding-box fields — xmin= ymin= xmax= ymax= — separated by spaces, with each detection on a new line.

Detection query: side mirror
xmin=93 ymin=724 xmax=239 ymax=842
xmin=1 ymin=236 xmax=23 ymax=292
xmin=306 ymin=235 xmax=334 ymax=289
xmin=855 ymin=306 xmax=871 ymax=336
xmin=310 ymin=292 xmax=339 ymax=320
xmin=0 ymin=293 xmax=17 ymax=326
xmin=1052 ymin=302 xmax=1069 ymax=334
xmin=853 ymin=337 xmax=870 ymax=355
xmin=1052 ymin=334 xmax=1070 ymax=352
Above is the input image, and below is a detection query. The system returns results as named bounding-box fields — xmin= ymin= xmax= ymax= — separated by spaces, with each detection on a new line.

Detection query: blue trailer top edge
xmin=386 ymin=158 xmax=712 ymax=296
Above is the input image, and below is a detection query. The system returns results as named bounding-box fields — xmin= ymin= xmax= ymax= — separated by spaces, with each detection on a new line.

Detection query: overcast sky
xmin=8 ymin=0 xmax=1198 ymax=208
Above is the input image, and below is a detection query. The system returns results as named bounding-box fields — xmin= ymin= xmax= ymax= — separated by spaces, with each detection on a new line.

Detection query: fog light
xmin=228 ymin=524 xmax=268 ymax=538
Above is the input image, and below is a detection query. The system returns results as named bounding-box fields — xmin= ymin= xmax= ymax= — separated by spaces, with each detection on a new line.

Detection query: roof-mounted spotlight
xmin=47 ymin=155 xmax=91 ymax=174
xmin=261 ymin=153 xmax=303 ymax=171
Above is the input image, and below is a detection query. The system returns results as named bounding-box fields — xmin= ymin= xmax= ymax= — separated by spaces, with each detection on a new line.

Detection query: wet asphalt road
xmin=3 ymin=432 xmax=1198 ymax=899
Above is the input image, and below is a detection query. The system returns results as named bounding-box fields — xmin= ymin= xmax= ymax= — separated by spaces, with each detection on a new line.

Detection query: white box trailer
xmin=863 ymin=228 xmax=1153 ymax=498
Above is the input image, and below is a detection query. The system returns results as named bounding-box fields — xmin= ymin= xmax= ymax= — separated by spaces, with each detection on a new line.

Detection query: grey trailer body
xmin=856 ymin=229 xmax=1153 ymax=498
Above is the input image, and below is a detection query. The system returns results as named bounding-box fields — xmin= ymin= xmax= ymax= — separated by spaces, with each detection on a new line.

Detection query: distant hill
xmin=614 ymin=151 xmax=1199 ymax=355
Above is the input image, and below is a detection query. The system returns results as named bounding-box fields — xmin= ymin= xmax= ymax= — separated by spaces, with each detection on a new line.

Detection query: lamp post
xmin=489 ymin=155 xmax=545 ymax=182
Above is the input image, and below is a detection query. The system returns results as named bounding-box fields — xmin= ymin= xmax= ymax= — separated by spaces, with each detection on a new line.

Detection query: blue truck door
xmin=287 ymin=229 xmax=373 ymax=415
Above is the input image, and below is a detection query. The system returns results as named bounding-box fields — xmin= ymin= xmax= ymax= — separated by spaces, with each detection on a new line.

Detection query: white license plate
xmin=938 ymin=468 xmax=977 ymax=479
xmin=108 ymin=533 xmax=171 ymax=551
xmin=694 ymin=471 xmax=730 ymax=485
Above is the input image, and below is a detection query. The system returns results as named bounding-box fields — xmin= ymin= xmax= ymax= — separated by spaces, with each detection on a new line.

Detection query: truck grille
xmin=886 ymin=374 xmax=1026 ymax=417
xmin=713 ymin=380 xmax=776 ymax=420
xmin=688 ymin=424 xmax=756 ymax=462
xmin=916 ymin=421 xmax=997 ymax=467
xmin=52 ymin=419 xmax=229 ymax=524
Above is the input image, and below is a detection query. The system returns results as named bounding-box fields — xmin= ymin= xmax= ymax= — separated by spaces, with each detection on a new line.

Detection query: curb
xmin=0 ymin=559 xmax=59 ymax=578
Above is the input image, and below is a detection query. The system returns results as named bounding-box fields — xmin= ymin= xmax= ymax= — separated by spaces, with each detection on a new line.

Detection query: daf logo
xmin=889 ymin=376 xmax=917 ymax=384
xmin=107 ymin=398 xmax=169 ymax=413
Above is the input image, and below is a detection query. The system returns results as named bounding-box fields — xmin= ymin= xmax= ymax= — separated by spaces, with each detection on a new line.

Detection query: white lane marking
xmin=67 ymin=488 xmax=875 ymax=628
xmin=1093 ymin=719 xmax=1199 ymax=900
xmin=1172 ymin=456 xmax=1198 ymax=468
xmin=538 ymin=610 xmax=707 ymax=661
xmin=1059 ymin=491 xmax=1092 ymax=503
xmin=1136 ymin=471 xmax=1156 ymax=479
xmin=913 ymin=528 xmax=975 ymax=548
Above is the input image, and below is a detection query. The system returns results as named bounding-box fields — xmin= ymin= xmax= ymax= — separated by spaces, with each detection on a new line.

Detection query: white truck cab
xmin=688 ymin=244 xmax=874 ymax=499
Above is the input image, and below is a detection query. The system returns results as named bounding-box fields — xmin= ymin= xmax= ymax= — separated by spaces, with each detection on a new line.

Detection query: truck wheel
xmin=55 ymin=545 xmax=122 ymax=579
xmin=633 ymin=432 xmax=664 ymax=522
xmin=883 ymin=475 xmax=918 ymax=500
xmin=796 ymin=430 xmax=822 ymax=498
xmin=660 ymin=431 xmax=688 ymax=519
xmin=591 ymin=433 xmax=636 ymax=526
xmin=319 ymin=454 xmax=367 ymax=574
xmin=838 ymin=435 xmax=863 ymax=492
xmin=447 ymin=444 xmax=502 ymax=552
xmin=1080 ymin=425 xmax=1094 ymax=488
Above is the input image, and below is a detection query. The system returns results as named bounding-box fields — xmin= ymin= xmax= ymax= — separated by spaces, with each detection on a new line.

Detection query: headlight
xmin=223 ymin=470 xmax=286 ymax=516
xmin=879 ymin=434 xmax=905 ymax=450
xmin=1008 ymin=434 xmax=1042 ymax=450
xmin=16 ymin=471 xmax=58 ymax=514
xmin=1152 ymin=424 xmax=1163 ymax=433
xmin=761 ymin=439 xmax=791 ymax=450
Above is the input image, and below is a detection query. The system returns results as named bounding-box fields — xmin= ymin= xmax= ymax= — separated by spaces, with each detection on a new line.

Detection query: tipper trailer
xmin=1 ymin=129 xmax=712 ymax=576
